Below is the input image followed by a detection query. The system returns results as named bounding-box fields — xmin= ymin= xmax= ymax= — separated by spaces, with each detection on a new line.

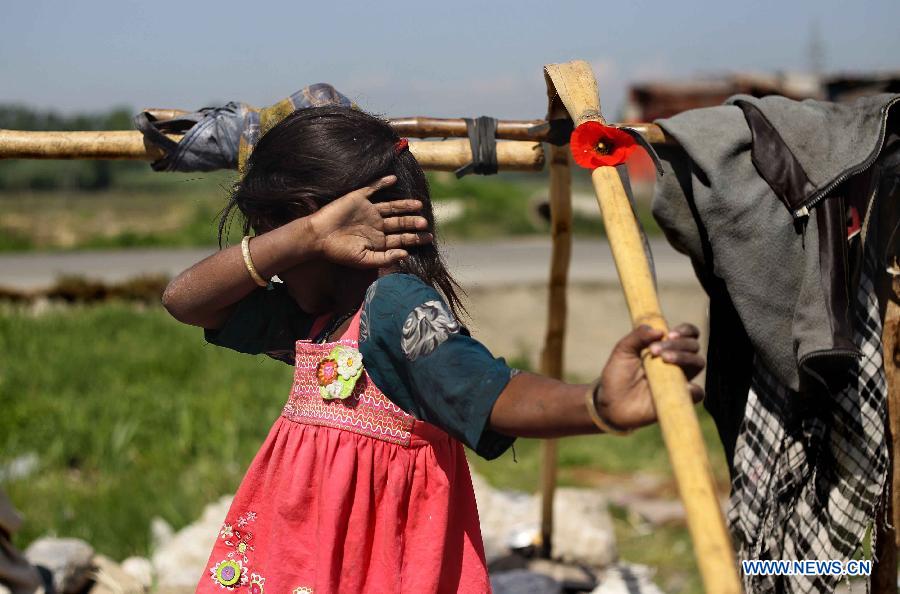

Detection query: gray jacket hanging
xmin=653 ymin=93 xmax=899 ymax=389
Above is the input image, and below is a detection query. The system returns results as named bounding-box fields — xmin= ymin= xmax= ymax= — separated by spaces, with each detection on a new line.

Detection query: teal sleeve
xmin=359 ymin=274 xmax=516 ymax=460
xmin=204 ymin=283 xmax=314 ymax=365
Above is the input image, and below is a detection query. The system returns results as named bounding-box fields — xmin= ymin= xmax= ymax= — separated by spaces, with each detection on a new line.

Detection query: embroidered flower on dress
xmin=292 ymin=588 xmax=313 ymax=594
xmin=236 ymin=511 xmax=257 ymax=527
xmin=219 ymin=523 xmax=233 ymax=539
xmin=223 ymin=528 xmax=254 ymax=564
xmin=318 ymin=345 xmax=364 ymax=400
xmin=210 ymin=558 xmax=247 ymax=589
xmin=249 ymin=573 xmax=266 ymax=594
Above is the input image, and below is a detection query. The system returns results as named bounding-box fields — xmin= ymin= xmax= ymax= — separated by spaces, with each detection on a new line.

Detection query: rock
xmin=471 ymin=473 xmax=536 ymax=563
xmin=121 ymin=557 xmax=153 ymax=589
xmin=0 ymin=453 xmax=39 ymax=483
xmin=552 ymin=488 xmax=617 ymax=568
xmin=89 ymin=554 xmax=145 ymax=593
xmin=592 ymin=564 xmax=664 ymax=594
xmin=151 ymin=495 xmax=232 ymax=587
xmin=25 ymin=537 xmax=94 ymax=594
xmin=625 ymin=498 xmax=686 ymax=527
xmin=150 ymin=517 xmax=174 ymax=549
xmin=491 ymin=569 xmax=562 ymax=594
xmin=471 ymin=473 xmax=617 ymax=569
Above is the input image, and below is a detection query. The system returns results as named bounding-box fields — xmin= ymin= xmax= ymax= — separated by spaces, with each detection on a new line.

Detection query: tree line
xmin=0 ymin=105 xmax=146 ymax=192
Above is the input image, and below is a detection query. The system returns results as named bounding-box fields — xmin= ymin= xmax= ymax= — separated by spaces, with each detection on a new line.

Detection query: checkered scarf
xmin=727 ymin=239 xmax=889 ymax=593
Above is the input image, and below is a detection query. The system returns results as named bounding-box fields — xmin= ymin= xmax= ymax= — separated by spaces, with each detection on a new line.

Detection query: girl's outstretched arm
xmin=488 ymin=324 xmax=705 ymax=438
xmin=162 ymin=175 xmax=431 ymax=329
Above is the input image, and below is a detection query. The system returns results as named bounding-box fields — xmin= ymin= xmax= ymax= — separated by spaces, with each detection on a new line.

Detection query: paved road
xmin=0 ymin=238 xmax=696 ymax=290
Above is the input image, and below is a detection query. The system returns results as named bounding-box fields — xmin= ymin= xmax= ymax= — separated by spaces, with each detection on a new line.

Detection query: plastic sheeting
xmin=133 ymin=83 xmax=352 ymax=173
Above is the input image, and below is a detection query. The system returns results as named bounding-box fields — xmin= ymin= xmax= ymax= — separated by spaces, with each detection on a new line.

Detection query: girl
xmin=163 ymin=106 xmax=705 ymax=594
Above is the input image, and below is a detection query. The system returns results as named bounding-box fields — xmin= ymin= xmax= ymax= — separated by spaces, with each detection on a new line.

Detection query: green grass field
xmin=0 ymin=303 xmax=722 ymax=592
xmin=0 ymin=167 xmax=660 ymax=252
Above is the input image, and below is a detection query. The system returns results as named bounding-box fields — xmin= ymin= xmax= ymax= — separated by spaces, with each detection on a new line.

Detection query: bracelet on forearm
xmin=241 ymin=236 xmax=269 ymax=288
xmin=585 ymin=378 xmax=632 ymax=436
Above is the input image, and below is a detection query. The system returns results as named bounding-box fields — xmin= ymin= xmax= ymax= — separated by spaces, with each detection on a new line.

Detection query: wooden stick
xmin=538 ymin=145 xmax=573 ymax=557
xmin=142 ymin=109 xmax=671 ymax=145
xmin=0 ymin=130 xmax=545 ymax=172
xmin=545 ymin=60 xmax=741 ymax=594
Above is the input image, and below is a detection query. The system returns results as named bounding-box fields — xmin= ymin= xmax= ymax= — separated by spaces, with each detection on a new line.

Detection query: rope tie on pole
xmin=454 ymin=116 xmax=499 ymax=178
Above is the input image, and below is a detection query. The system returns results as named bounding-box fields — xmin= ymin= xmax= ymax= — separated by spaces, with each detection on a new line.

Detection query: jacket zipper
xmin=798 ymin=347 xmax=860 ymax=371
xmin=796 ymin=164 xmax=884 ymax=372
xmin=793 ymin=96 xmax=899 ymax=220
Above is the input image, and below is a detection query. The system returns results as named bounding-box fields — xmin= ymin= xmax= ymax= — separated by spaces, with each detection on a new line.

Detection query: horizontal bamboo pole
xmin=414 ymin=139 xmax=544 ymax=172
xmin=141 ymin=109 xmax=670 ymax=145
xmin=0 ymin=130 xmax=172 ymax=160
xmin=0 ymin=130 xmax=545 ymax=172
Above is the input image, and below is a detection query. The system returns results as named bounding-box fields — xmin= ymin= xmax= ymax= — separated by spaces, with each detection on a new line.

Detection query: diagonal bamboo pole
xmin=538 ymin=144 xmax=573 ymax=558
xmin=544 ymin=60 xmax=740 ymax=594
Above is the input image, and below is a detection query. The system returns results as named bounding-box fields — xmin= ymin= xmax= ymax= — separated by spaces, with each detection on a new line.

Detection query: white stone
xmin=150 ymin=517 xmax=174 ymax=549
xmin=552 ymin=488 xmax=617 ymax=568
xmin=471 ymin=473 xmax=617 ymax=569
xmin=121 ymin=556 xmax=154 ymax=589
xmin=592 ymin=564 xmax=664 ymax=594
xmin=89 ymin=554 xmax=145 ymax=594
xmin=471 ymin=473 xmax=538 ymax=562
xmin=0 ymin=453 xmax=39 ymax=482
xmin=24 ymin=537 xmax=94 ymax=594
xmin=151 ymin=495 xmax=232 ymax=587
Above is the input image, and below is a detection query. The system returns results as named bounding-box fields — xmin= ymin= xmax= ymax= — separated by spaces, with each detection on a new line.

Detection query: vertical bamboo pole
xmin=544 ymin=60 xmax=741 ymax=593
xmin=538 ymin=145 xmax=573 ymax=557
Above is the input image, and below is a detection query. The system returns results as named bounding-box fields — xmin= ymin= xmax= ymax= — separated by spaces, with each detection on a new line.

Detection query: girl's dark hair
xmin=219 ymin=105 xmax=465 ymax=317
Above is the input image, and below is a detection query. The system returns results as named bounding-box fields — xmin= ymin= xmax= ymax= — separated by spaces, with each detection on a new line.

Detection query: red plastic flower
xmin=569 ymin=121 xmax=638 ymax=170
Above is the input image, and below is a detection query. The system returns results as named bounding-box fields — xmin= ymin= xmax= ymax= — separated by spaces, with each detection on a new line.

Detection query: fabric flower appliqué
xmin=569 ymin=121 xmax=638 ymax=170
xmin=317 ymin=345 xmax=364 ymax=400
xmin=211 ymin=558 xmax=247 ymax=589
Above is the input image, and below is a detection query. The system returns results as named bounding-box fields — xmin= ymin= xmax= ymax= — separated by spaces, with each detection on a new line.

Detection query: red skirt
xmin=195 ymin=323 xmax=491 ymax=594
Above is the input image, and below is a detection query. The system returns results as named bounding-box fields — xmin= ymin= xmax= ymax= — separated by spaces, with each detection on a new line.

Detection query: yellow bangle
xmin=585 ymin=379 xmax=632 ymax=436
xmin=241 ymin=236 xmax=269 ymax=288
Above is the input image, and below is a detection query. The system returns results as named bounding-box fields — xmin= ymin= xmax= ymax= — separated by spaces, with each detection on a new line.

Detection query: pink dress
xmin=195 ymin=311 xmax=491 ymax=594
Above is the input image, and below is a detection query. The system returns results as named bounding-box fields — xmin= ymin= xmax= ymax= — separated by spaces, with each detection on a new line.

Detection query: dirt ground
xmin=462 ymin=280 xmax=708 ymax=381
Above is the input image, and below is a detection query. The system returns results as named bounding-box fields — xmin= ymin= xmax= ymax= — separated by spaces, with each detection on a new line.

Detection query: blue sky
xmin=2 ymin=0 xmax=898 ymax=121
